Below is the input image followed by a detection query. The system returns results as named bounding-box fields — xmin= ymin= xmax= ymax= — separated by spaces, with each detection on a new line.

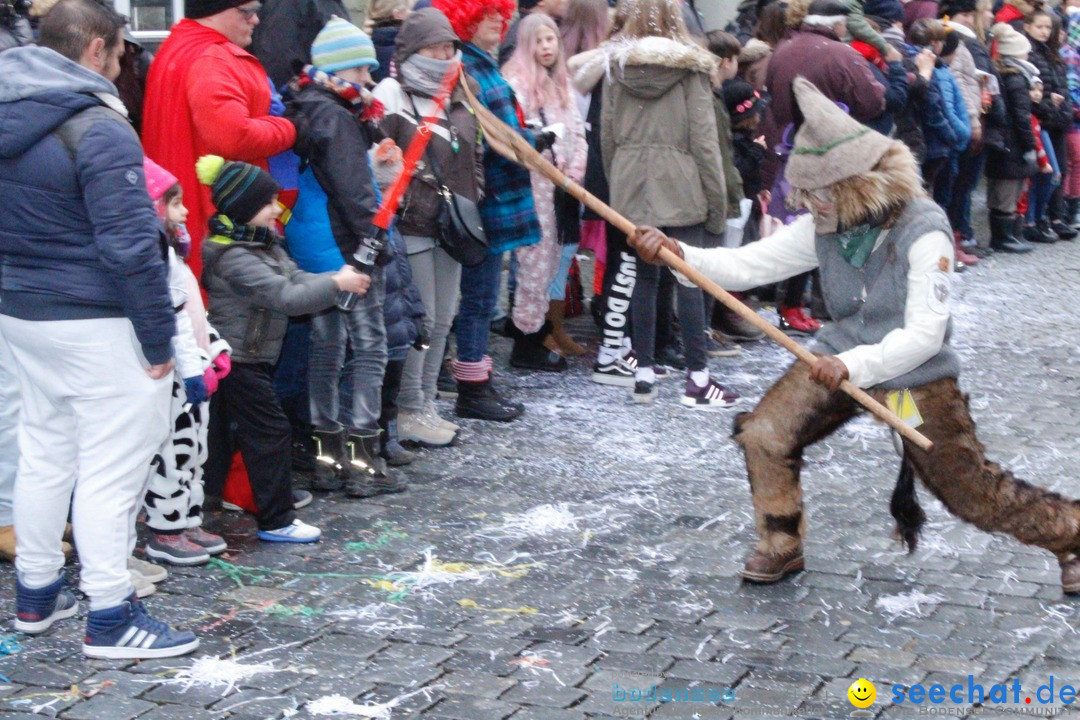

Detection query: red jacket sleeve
xmin=187 ymin=52 xmax=296 ymax=163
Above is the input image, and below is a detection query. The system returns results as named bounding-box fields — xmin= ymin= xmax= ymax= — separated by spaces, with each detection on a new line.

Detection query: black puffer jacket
xmin=1028 ymin=37 xmax=1072 ymax=132
xmin=251 ymin=0 xmax=349 ymax=88
xmin=382 ymin=230 xmax=424 ymax=352
xmin=985 ymin=64 xmax=1038 ymax=179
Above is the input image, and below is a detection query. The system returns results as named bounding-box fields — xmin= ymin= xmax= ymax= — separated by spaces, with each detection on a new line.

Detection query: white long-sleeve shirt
xmin=677 ymin=214 xmax=955 ymax=388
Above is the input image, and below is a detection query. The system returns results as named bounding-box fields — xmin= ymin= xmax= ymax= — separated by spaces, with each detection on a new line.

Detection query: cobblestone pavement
xmin=2 ymin=234 xmax=1080 ymax=720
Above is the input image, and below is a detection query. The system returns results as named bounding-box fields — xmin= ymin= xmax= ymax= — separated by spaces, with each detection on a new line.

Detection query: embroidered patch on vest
xmin=927 ymin=270 xmax=950 ymax=315
xmin=937 ymin=256 xmax=949 ymax=272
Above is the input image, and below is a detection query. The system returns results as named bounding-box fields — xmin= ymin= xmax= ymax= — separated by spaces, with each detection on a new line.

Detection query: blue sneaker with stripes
xmin=15 ymin=575 xmax=79 ymax=634
xmin=83 ymin=594 xmax=199 ymax=659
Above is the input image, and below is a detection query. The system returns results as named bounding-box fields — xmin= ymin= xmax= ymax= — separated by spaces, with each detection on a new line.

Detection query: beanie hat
xmin=991 ymin=21 xmax=1031 ymax=57
xmin=785 ymin=76 xmax=894 ymax=190
xmin=196 ymin=155 xmax=281 ymax=225
xmin=519 ymin=0 xmax=540 ymax=10
xmin=143 ymin=157 xmax=179 ymax=204
xmin=722 ymin=79 xmax=763 ymax=122
xmin=805 ymin=0 xmax=850 ymax=23
xmin=863 ymin=0 xmax=904 ymax=24
xmin=184 ymin=0 xmax=251 ymax=20
xmin=393 ymin=8 xmax=461 ymax=66
xmin=938 ymin=0 xmax=976 ymax=15
xmin=312 ymin=16 xmax=379 ymax=73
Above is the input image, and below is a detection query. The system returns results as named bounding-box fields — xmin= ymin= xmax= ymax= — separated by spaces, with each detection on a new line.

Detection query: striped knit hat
xmin=311 ymin=16 xmax=380 ymax=73
xmin=195 ymin=155 xmax=281 ymax=225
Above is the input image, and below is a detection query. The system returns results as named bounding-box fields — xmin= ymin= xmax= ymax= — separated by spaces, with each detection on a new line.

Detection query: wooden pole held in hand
xmin=458 ymin=70 xmax=934 ymax=452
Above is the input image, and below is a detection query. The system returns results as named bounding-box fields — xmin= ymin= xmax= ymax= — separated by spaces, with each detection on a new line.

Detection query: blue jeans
xmin=308 ymin=270 xmax=388 ymax=432
xmin=0 ymin=329 xmax=18 ymax=526
xmin=547 ymin=242 xmax=578 ymax=300
xmin=949 ymin=147 xmax=986 ymax=239
xmin=1027 ymin=129 xmax=1061 ymax=224
xmin=456 ymin=252 xmax=504 ymax=363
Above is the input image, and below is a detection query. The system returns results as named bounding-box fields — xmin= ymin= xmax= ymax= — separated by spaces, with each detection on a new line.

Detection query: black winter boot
xmin=343 ymin=432 xmax=407 ymax=497
xmin=990 ymin=212 xmax=1034 ymax=253
xmin=455 ymin=379 xmax=523 ymax=422
xmin=310 ymin=428 xmax=345 ymax=492
xmin=1068 ymin=196 xmax=1080 ymax=228
xmin=509 ymin=320 xmax=567 ymax=372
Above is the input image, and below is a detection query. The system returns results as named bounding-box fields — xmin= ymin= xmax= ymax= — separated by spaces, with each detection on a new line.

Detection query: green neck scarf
xmin=835 ymin=221 xmax=885 ymax=268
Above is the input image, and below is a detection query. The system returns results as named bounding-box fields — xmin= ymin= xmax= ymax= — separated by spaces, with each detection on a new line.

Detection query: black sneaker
xmin=592 ymin=356 xmax=635 ymax=387
xmin=632 ymin=379 xmax=657 ymax=404
xmin=293 ymin=489 xmax=313 ymax=509
xmin=680 ymin=374 xmax=740 ymax=408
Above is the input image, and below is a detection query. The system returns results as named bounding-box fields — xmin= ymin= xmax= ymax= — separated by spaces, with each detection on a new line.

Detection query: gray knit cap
xmin=393 ymin=7 xmax=460 ymax=67
xmin=784 ymin=76 xmax=894 ymax=190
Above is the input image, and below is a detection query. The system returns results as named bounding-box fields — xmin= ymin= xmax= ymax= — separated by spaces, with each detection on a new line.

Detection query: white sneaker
xmin=128 ymin=556 xmax=168 ymax=584
xmin=398 ymin=410 xmax=456 ymax=447
xmin=423 ymin=401 xmax=459 ymax=432
xmin=257 ymin=519 xmax=322 ymax=543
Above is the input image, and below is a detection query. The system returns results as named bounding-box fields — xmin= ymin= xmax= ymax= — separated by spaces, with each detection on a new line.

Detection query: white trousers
xmin=0 ymin=316 xmax=171 ymax=610
xmin=0 ymin=328 xmax=19 ymax=527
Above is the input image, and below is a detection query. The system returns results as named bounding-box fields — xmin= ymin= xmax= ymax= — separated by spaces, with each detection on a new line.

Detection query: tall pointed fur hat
xmin=784 ymin=76 xmax=894 ymax=190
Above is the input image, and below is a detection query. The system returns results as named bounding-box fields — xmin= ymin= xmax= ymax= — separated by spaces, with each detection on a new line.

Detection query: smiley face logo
xmin=847 ymin=678 xmax=876 ymax=708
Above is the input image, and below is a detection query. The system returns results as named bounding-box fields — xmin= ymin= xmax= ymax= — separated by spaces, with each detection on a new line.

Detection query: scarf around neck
xmin=400 ymin=51 xmax=462 ymax=98
xmin=294 ymin=65 xmax=385 ymax=123
xmin=209 ymin=214 xmax=281 ymax=250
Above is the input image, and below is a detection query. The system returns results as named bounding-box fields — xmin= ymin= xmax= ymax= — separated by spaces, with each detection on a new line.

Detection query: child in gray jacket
xmin=197 ymin=155 xmax=369 ymax=544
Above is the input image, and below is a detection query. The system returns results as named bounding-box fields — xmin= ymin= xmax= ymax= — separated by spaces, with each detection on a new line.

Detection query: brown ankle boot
xmin=547 ymin=300 xmax=585 ymax=356
xmin=1062 ymin=556 xmax=1080 ymax=594
xmin=740 ymin=546 xmax=805 ymax=584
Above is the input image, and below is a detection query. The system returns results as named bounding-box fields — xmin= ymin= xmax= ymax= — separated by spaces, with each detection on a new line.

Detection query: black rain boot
xmin=990 ymin=212 xmax=1033 ymax=253
xmin=455 ymin=379 xmax=523 ymax=422
xmin=344 ymin=431 xmax=406 ymax=498
xmin=1034 ymin=218 xmax=1060 ymax=243
xmin=310 ymin=428 xmax=345 ymax=492
xmin=509 ymin=320 xmax=567 ymax=372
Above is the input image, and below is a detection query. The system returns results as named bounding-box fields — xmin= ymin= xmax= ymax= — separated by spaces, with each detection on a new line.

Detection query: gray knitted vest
xmin=813 ymin=198 xmax=961 ymax=390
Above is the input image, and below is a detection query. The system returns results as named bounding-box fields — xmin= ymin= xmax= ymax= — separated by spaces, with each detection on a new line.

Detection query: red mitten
xmin=203 ymin=366 xmax=219 ymax=396
xmin=212 ymin=352 xmax=232 ymax=380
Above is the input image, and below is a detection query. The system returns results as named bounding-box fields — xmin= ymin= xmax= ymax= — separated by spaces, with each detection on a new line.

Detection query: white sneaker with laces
xmin=398 ymin=409 xmax=455 ymax=447
xmin=423 ymin=400 xmax=459 ymax=432
xmin=127 ymin=556 xmax=168 ymax=584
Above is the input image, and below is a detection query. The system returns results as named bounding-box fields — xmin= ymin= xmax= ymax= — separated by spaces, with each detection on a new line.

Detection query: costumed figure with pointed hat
xmin=630 ymin=77 xmax=1080 ymax=595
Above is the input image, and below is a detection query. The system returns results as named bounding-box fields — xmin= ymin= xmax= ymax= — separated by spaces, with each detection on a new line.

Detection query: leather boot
xmin=510 ymin=320 xmax=567 ymax=372
xmin=1062 ymin=556 xmax=1080 ymax=594
xmin=740 ymin=546 xmax=805 ymax=584
xmin=344 ymin=432 xmax=406 ymax=498
xmin=310 ymin=428 xmax=345 ymax=492
xmin=989 ymin=211 xmax=1034 ymax=253
xmin=455 ymin=379 xmax=523 ymax=422
xmin=544 ymin=300 xmax=585 ymax=357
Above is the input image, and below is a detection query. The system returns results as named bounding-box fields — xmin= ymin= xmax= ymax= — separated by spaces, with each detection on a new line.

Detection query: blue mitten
xmin=183 ymin=376 xmax=208 ymax=405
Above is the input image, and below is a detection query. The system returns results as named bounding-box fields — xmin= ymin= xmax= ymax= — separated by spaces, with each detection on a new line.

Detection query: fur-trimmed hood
xmin=572 ymin=36 xmax=719 ymax=99
xmin=569 ymin=47 xmax=606 ymax=94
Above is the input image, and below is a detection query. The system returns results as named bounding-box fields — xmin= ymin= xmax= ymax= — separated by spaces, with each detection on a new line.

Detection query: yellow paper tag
xmin=886 ymin=389 xmax=924 ymax=429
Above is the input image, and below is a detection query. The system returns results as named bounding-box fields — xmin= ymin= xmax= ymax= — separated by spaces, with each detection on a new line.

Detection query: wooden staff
xmin=459 ymin=70 xmax=934 ymax=452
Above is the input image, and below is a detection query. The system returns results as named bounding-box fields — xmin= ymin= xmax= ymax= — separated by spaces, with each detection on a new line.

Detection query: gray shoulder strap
xmin=53 ymin=105 xmax=134 ymax=159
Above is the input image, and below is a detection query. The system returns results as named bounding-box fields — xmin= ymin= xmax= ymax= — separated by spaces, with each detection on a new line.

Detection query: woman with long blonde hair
xmin=502 ymin=12 xmax=589 ymax=358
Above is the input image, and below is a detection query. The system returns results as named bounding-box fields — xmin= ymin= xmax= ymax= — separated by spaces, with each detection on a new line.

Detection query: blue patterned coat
xmin=462 ymin=43 xmax=541 ymax=254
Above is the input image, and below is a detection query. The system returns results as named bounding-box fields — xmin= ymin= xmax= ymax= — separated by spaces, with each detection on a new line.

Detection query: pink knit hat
xmin=143 ymin=157 xmax=179 ymax=203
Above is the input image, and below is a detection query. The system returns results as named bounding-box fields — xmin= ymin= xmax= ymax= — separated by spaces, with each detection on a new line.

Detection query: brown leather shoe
xmin=740 ymin=547 xmax=805 ymax=584
xmin=0 ymin=525 xmax=72 ymax=562
xmin=1062 ymin=557 xmax=1080 ymax=594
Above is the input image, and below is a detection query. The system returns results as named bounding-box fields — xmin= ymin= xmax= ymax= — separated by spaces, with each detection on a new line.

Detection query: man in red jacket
xmin=142 ymin=0 xmax=297 ymax=280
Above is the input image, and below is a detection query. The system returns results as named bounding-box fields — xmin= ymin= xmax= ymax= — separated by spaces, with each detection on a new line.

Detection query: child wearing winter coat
xmin=198 ymin=155 xmax=371 ymax=544
xmin=140 ymin=158 xmax=231 ymax=570
xmin=502 ymin=12 xmax=589 ymax=365
xmin=284 ymin=17 xmax=406 ymax=500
